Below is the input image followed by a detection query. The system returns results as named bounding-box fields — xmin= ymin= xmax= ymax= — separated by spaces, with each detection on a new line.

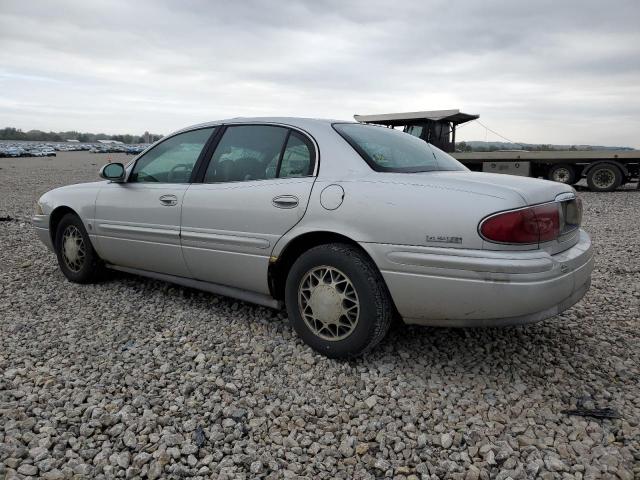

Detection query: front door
xmin=180 ymin=124 xmax=317 ymax=294
xmin=93 ymin=127 xmax=215 ymax=276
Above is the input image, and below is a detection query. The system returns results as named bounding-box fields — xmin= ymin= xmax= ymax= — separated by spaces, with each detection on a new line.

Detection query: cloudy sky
xmin=1 ymin=0 xmax=639 ymax=147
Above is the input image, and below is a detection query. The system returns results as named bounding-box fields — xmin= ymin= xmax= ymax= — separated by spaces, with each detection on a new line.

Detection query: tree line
xmin=0 ymin=127 xmax=162 ymax=144
xmin=456 ymin=141 xmax=600 ymax=152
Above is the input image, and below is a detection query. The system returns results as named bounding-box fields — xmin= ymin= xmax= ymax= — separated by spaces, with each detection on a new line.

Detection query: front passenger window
xmin=130 ymin=128 xmax=214 ymax=183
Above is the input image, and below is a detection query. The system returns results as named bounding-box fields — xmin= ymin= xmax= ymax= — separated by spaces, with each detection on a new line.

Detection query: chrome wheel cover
xmin=62 ymin=225 xmax=86 ymax=272
xmin=552 ymin=167 xmax=571 ymax=183
xmin=592 ymin=169 xmax=615 ymax=189
xmin=298 ymin=266 xmax=359 ymax=341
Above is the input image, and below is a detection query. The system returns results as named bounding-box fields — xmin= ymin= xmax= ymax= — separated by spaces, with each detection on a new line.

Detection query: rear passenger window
xmin=204 ymin=126 xmax=288 ymax=183
xmin=204 ymin=126 xmax=315 ymax=183
xmin=278 ymin=131 xmax=313 ymax=178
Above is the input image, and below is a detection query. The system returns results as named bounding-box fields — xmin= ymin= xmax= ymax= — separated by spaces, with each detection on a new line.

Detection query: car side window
xmin=204 ymin=125 xmax=289 ymax=183
xmin=130 ymin=128 xmax=214 ymax=183
xmin=278 ymin=131 xmax=314 ymax=178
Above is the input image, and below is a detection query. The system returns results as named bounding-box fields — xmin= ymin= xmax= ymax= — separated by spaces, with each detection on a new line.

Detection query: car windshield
xmin=333 ymin=123 xmax=467 ymax=173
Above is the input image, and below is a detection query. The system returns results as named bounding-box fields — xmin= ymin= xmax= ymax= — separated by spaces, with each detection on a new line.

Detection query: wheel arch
xmin=268 ymin=230 xmax=391 ymax=304
xmin=583 ymin=160 xmax=629 ymax=178
xmin=49 ymin=206 xmax=80 ymax=246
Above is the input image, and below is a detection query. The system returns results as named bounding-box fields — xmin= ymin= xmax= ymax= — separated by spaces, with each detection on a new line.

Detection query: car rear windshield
xmin=333 ymin=123 xmax=467 ymax=173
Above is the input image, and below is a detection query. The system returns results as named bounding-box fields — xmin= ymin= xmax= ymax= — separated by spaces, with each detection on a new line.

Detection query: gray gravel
xmin=1 ymin=152 xmax=639 ymax=479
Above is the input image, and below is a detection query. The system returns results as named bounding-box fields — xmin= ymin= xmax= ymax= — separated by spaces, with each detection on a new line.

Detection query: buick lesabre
xmin=33 ymin=118 xmax=594 ymax=358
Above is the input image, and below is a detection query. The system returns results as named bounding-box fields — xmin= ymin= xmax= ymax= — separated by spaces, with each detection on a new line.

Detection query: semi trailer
xmin=354 ymin=110 xmax=639 ymax=192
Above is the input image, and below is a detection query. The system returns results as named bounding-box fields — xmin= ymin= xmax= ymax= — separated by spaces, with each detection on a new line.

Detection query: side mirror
xmin=99 ymin=162 xmax=126 ymax=182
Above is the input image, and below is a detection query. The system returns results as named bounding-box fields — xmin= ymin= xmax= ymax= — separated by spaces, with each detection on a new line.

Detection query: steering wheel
xmin=168 ymin=164 xmax=191 ymax=183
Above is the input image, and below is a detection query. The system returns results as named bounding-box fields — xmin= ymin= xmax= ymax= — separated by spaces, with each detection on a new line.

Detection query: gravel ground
xmin=1 ymin=152 xmax=639 ymax=480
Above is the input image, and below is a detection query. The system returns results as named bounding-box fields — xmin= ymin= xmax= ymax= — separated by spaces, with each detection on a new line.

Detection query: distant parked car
xmin=6 ymin=147 xmax=26 ymax=157
xmin=125 ymin=145 xmax=146 ymax=155
xmin=33 ymin=118 xmax=594 ymax=358
xmin=42 ymin=147 xmax=56 ymax=157
xmin=19 ymin=145 xmax=56 ymax=157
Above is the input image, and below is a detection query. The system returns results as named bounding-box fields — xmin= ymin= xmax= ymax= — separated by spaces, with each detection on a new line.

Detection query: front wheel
xmin=285 ymin=243 xmax=393 ymax=358
xmin=54 ymin=213 xmax=104 ymax=283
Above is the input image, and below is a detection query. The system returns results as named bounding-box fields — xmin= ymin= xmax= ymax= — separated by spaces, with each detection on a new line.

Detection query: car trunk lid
xmin=422 ymin=171 xmax=573 ymax=205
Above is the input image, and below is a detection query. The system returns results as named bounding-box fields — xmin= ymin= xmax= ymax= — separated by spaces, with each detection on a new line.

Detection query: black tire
xmin=54 ymin=213 xmax=104 ymax=283
xmin=586 ymin=163 xmax=622 ymax=192
xmin=548 ymin=164 xmax=576 ymax=185
xmin=284 ymin=243 xmax=393 ymax=359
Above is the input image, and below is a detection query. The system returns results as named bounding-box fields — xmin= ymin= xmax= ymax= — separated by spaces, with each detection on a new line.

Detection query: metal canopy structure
xmin=354 ymin=109 xmax=479 ymax=127
xmin=353 ymin=109 xmax=479 ymax=153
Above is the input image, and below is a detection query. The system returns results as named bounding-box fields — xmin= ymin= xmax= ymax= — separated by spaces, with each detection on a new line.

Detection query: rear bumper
xmin=361 ymin=230 xmax=594 ymax=327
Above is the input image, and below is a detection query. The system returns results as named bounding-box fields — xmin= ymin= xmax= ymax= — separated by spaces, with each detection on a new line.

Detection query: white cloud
xmin=0 ymin=0 xmax=638 ymax=147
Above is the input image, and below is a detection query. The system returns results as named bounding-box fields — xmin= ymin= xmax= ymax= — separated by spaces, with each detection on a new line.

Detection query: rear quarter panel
xmin=272 ymin=175 xmax=526 ymax=255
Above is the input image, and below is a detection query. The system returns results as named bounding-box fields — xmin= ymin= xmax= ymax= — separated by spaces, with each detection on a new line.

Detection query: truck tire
xmin=548 ymin=164 xmax=576 ymax=184
xmin=586 ymin=163 xmax=622 ymax=192
xmin=285 ymin=243 xmax=393 ymax=359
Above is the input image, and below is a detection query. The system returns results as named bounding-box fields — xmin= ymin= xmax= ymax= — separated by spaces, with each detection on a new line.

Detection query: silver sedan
xmin=33 ymin=118 xmax=594 ymax=358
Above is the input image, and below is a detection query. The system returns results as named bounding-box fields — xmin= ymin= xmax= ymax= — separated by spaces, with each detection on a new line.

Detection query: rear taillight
xmin=480 ymin=204 xmax=560 ymax=244
xmin=532 ymin=204 xmax=560 ymax=242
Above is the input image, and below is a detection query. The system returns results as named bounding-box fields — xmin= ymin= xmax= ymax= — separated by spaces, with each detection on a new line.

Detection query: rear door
xmin=180 ymin=124 xmax=317 ymax=294
xmin=93 ymin=127 xmax=215 ymax=276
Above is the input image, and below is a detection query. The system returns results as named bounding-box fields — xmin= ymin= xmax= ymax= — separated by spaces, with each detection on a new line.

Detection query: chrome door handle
xmin=272 ymin=195 xmax=299 ymax=209
xmin=159 ymin=194 xmax=178 ymax=206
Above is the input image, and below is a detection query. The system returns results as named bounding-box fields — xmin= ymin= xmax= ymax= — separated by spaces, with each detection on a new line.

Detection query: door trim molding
xmin=97 ymin=222 xmax=179 ymax=237
xmin=180 ymin=229 xmax=271 ymax=249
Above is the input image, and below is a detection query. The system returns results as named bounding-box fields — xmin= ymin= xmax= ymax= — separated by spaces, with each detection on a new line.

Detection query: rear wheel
xmin=285 ymin=243 xmax=393 ymax=358
xmin=587 ymin=163 xmax=622 ymax=192
xmin=54 ymin=213 xmax=104 ymax=283
xmin=548 ymin=164 xmax=576 ymax=185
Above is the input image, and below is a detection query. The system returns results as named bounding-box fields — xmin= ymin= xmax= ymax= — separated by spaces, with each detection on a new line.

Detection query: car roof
xmin=175 ymin=117 xmax=355 ymax=137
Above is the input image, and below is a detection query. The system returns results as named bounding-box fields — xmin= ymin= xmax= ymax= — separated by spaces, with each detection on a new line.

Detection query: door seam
xmin=179 ymin=183 xmax=196 ymax=278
